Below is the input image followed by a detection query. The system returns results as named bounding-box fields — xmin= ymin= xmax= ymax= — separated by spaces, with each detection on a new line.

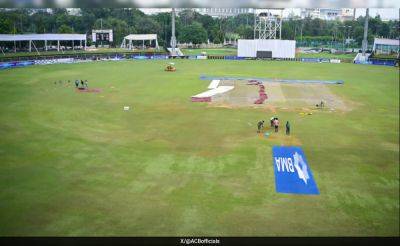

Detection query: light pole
xmin=346 ymin=26 xmax=352 ymax=49
xmin=170 ymin=8 xmax=177 ymax=56
xmin=362 ymin=8 xmax=369 ymax=56
xmin=100 ymin=18 xmax=103 ymax=48
xmin=341 ymin=25 xmax=351 ymax=51
xmin=292 ymin=17 xmax=301 ymax=40
xmin=332 ymin=24 xmax=338 ymax=49
xmin=13 ymin=22 xmax=16 ymax=53
xmin=300 ymin=21 xmax=303 ymax=42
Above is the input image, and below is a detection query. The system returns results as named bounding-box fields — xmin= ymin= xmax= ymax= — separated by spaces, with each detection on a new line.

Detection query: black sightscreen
xmin=256 ymin=51 xmax=272 ymax=58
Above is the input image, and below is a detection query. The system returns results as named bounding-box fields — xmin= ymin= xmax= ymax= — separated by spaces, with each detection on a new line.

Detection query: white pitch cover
xmin=208 ymin=80 xmax=220 ymax=89
xmin=192 ymin=86 xmax=234 ymax=98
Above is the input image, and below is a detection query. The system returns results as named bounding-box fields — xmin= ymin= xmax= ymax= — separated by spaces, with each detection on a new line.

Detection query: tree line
xmin=0 ymin=8 xmax=398 ymax=48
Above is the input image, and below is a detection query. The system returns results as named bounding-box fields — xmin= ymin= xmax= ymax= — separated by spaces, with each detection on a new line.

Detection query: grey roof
xmin=0 ymin=34 xmax=87 ymax=41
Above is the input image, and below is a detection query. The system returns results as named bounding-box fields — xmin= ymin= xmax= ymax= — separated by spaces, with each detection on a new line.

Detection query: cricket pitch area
xmin=210 ymin=80 xmax=351 ymax=112
xmin=0 ymin=60 xmax=398 ymax=236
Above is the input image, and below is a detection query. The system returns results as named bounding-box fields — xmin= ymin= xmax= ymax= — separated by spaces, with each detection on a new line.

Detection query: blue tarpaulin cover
xmin=272 ymin=146 xmax=320 ymax=195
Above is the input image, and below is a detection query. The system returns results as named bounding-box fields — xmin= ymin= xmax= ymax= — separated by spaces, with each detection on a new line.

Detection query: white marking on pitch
xmin=192 ymin=86 xmax=234 ymax=98
xmin=208 ymin=80 xmax=220 ymax=89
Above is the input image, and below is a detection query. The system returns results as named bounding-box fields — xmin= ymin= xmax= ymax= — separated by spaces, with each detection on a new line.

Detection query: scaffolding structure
xmin=254 ymin=10 xmax=282 ymax=40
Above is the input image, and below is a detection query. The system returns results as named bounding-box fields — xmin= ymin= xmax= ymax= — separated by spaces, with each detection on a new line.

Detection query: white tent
xmin=0 ymin=33 xmax=87 ymax=52
xmin=120 ymin=34 xmax=159 ymax=50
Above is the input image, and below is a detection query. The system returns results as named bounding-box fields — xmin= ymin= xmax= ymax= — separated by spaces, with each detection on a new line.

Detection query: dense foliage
xmin=0 ymin=8 xmax=398 ymax=48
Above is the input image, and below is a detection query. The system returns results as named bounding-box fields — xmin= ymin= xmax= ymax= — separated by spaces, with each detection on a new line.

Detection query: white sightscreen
xmin=238 ymin=40 xmax=256 ymax=57
xmin=238 ymin=39 xmax=296 ymax=58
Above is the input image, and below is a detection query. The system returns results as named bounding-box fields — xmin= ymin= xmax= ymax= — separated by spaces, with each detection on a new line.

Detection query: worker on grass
xmin=75 ymin=80 xmax=79 ymax=88
xmin=257 ymin=120 xmax=265 ymax=133
xmin=273 ymin=118 xmax=279 ymax=133
xmin=270 ymin=117 xmax=275 ymax=127
xmin=286 ymin=121 xmax=290 ymax=135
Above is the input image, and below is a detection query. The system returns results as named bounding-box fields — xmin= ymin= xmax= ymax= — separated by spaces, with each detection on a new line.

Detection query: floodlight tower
xmin=254 ymin=9 xmax=283 ymax=40
xmin=170 ymin=7 xmax=177 ymax=56
xmin=361 ymin=8 xmax=369 ymax=56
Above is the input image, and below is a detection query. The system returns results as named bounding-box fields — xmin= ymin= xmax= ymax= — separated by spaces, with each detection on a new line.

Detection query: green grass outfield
xmin=295 ymin=52 xmax=357 ymax=59
xmin=181 ymin=48 xmax=237 ymax=56
xmin=0 ymin=60 xmax=398 ymax=236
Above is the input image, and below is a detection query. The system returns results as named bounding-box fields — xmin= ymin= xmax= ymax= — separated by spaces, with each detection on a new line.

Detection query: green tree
xmin=58 ymin=24 xmax=73 ymax=33
xmin=178 ymin=22 xmax=207 ymax=44
xmin=152 ymin=12 xmax=172 ymax=47
xmin=236 ymin=25 xmax=253 ymax=39
xmin=178 ymin=9 xmax=196 ymax=26
xmin=209 ymin=24 xmax=223 ymax=43
xmin=135 ymin=17 xmax=161 ymax=34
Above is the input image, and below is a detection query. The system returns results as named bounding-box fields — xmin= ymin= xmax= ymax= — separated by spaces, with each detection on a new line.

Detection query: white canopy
xmin=121 ymin=34 xmax=159 ymax=50
xmin=123 ymin=34 xmax=157 ymax=41
xmin=0 ymin=34 xmax=86 ymax=41
xmin=373 ymin=38 xmax=399 ymax=54
xmin=0 ymin=33 xmax=87 ymax=52
xmin=373 ymin=38 xmax=399 ymax=46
